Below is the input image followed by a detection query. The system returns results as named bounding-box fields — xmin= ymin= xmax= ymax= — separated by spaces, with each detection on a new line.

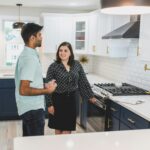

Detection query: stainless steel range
xmin=93 ymin=83 xmax=148 ymax=98
xmin=86 ymin=83 xmax=148 ymax=132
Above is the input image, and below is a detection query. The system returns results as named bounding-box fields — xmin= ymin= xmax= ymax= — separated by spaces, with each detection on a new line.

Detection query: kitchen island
xmin=14 ymin=129 xmax=150 ymax=150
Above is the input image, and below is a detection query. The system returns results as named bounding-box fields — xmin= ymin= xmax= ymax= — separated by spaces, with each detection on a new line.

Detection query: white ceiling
xmin=0 ymin=0 xmax=100 ymax=11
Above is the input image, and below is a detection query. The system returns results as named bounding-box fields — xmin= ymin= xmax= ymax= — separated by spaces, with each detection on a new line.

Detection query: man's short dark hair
xmin=21 ymin=23 xmax=43 ymax=44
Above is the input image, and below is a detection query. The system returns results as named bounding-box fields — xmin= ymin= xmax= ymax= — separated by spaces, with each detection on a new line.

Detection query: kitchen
xmin=0 ymin=0 xmax=150 ymax=150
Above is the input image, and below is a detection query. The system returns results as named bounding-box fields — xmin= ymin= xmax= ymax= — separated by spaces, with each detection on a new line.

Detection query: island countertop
xmin=14 ymin=129 xmax=150 ymax=150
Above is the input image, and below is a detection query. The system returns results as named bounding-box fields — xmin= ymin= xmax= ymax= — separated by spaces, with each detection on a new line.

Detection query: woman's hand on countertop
xmin=89 ymin=97 xmax=97 ymax=104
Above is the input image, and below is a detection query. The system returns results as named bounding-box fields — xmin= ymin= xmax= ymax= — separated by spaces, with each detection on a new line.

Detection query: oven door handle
xmin=93 ymin=90 xmax=109 ymax=99
xmin=94 ymin=99 xmax=106 ymax=110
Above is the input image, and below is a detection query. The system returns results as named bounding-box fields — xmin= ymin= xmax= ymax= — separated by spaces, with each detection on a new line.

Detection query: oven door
xmin=87 ymin=96 xmax=106 ymax=132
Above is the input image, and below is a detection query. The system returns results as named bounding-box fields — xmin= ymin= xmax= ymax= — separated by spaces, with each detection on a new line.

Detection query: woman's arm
xmin=45 ymin=63 xmax=56 ymax=107
xmin=78 ymin=62 xmax=95 ymax=102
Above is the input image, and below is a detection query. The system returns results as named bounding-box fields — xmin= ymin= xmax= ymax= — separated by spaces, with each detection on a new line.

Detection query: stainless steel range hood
xmin=102 ymin=15 xmax=140 ymax=39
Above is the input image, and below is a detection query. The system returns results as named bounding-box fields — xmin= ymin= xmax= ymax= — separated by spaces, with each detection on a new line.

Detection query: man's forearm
xmin=20 ymin=87 xmax=49 ymax=96
xmin=19 ymin=80 xmax=56 ymax=96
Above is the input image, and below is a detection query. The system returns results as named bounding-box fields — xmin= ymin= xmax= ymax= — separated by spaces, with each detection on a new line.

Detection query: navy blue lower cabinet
xmin=80 ymin=98 xmax=87 ymax=129
xmin=120 ymin=122 xmax=132 ymax=130
xmin=106 ymin=116 xmax=120 ymax=131
xmin=106 ymin=100 xmax=120 ymax=131
xmin=120 ymin=107 xmax=149 ymax=129
xmin=0 ymin=79 xmax=19 ymax=120
xmin=106 ymin=99 xmax=150 ymax=131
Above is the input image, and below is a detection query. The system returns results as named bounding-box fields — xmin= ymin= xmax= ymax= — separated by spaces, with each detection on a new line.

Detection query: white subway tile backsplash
xmin=93 ymin=39 xmax=150 ymax=91
xmin=39 ymin=53 xmax=94 ymax=74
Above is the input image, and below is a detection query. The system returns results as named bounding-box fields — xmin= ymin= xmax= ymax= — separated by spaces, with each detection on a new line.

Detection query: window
xmin=4 ymin=21 xmax=24 ymax=66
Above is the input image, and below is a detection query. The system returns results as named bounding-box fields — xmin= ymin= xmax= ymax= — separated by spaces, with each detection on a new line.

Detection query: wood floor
xmin=0 ymin=119 xmax=88 ymax=150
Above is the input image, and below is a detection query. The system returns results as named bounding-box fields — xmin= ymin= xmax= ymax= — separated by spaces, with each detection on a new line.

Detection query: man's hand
xmin=45 ymin=79 xmax=57 ymax=94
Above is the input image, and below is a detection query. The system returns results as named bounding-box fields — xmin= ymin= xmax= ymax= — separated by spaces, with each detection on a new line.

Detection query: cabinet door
xmin=120 ymin=122 xmax=131 ymax=130
xmin=139 ymin=14 xmax=150 ymax=61
xmin=73 ymin=15 xmax=88 ymax=53
xmin=0 ymin=79 xmax=19 ymax=120
xmin=97 ymin=14 xmax=129 ymax=57
xmin=43 ymin=15 xmax=60 ymax=53
xmin=97 ymin=13 xmax=112 ymax=56
xmin=120 ymin=107 xmax=149 ymax=129
xmin=106 ymin=100 xmax=120 ymax=131
xmin=0 ymin=89 xmax=17 ymax=118
xmin=106 ymin=116 xmax=120 ymax=131
xmin=58 ymin=16 xmax=73 ymax=45
xmin=88 ymin=11 xmax=99 ymax=54
xmin=42 ymin=14 xmax=73 ymax=53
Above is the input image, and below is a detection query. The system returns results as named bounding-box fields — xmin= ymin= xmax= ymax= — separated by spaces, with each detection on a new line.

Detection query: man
xmin=15 ymin=23 xmax=57 ymax=136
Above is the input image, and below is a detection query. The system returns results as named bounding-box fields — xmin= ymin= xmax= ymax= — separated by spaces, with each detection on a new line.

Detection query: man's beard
xmin=36 ymin=41 xmax=42 ymax=47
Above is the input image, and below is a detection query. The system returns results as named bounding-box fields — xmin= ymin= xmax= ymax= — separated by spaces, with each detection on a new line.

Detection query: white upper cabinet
xmin=139 ymin=14 xmax=150 ymax=61
xmin=88 ymin=10 xmax=99 ymax=54
xmin=42 ymin=13 xmax=88 ymax=54
xmin=72 ymin=14 xmax=89 ymax=53
xmin=42 ymin=15 xmax=58 ymax=52
xmin=42 ymin=11 xmax=131 ymax=57
xmin=42 ymin=14 xmax=73 ymax=53
xmin=96 ymin=13 xmax=130 ymax=57
xmin=59 ymin=16 xmax=73 ymax=45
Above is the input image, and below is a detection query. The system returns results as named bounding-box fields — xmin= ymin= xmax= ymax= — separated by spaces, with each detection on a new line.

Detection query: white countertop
xmin=0 ymin=73 xmax=14 ymax=79
xmin=0 ymin=73 xmax=46 ymax=79
xmin=14 ymin=129 xmax=150 ymax=150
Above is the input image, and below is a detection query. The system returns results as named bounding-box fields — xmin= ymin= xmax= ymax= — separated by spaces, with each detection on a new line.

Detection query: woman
xmin=46 ymin=42 xmax=96 ymax=134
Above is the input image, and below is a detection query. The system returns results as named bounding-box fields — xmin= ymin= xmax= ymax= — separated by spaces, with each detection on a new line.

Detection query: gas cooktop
xmin=93 ymin=83 xmax=148 ymax=97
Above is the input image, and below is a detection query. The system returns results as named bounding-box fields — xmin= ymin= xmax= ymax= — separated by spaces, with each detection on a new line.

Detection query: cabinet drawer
xmin=108 ymin=101 xmax=121 ymax=118
xmin=0 ymin=79 xmax=15 ymax=88
xmin=120 ymin=122 xmax=132 ymax=130
xmin=120 ymin=107 xmax=149 ymax=129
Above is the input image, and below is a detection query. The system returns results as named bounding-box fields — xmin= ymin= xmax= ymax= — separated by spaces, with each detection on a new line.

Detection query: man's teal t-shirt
xmin=15 ymin=46 xmax=45 ymax=115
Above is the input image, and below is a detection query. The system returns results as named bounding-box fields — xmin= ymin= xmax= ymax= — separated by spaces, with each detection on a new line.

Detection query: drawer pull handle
xmin=107 ymin=118 xmax=112 ymax=129
xmin=110 ymin=107 xmax=117 ymax=112
xmin=127 ymin=118 xmax=135 ymax=124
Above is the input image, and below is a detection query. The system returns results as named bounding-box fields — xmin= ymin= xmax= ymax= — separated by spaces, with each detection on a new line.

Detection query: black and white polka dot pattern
xmin=45 ymin=60 xmax=94 ymax=106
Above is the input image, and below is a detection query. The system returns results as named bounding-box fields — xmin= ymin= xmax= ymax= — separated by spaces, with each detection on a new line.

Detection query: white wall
xmin=92 ymin=39 xmax=150 ymax=90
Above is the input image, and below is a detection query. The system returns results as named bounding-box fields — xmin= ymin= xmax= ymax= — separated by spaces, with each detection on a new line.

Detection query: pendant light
xmin=13 ymin=4 xmax=24 ymax=29
xmin=100 ymin=0 xmax=150 ymax=15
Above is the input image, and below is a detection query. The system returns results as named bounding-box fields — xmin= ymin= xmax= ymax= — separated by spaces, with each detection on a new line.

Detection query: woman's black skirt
xmin=48 ymin=90 xmax=78 ymax=131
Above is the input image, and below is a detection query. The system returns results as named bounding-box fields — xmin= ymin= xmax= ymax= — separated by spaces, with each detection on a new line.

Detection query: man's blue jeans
xmin=21 ymin=109 xmax=45 ymax=136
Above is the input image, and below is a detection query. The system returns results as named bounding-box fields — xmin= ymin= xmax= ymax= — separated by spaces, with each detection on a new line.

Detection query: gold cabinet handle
xmin=144 ymin=64 xmax=150 ymax=71
xmin=127 ymin=118 xmax=135 ymax=124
